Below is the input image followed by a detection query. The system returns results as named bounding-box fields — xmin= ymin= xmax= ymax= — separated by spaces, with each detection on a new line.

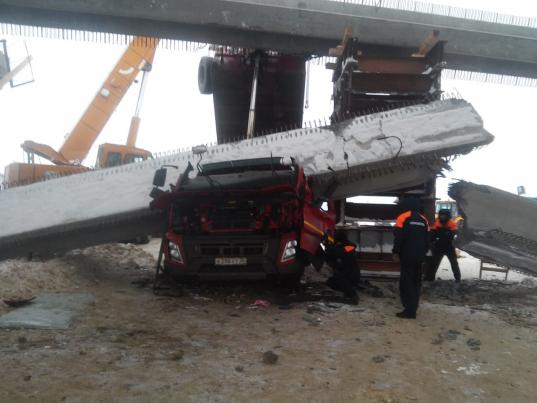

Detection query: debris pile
xmin=73 ymin=243 xmax=156 ymax=271
xmin=422 ymin=279 xmax=537 ymax=326
xmin=0 ymin=259 xmax=83 ymax=304
xmin=0 ymin=243 xmax=155 ymax=311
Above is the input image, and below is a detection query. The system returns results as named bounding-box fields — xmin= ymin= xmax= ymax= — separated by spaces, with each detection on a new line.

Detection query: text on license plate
xmin=215 ymin=257 xmax=247 ymax=266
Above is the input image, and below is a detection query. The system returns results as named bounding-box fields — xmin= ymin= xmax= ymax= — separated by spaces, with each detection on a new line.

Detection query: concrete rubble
xmin=450 ymin=181 xmax=537 ymax=275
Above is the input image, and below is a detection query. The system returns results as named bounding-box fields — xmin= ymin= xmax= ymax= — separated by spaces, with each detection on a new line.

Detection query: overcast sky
xmin=0 ymin=0 xmax=536 ymax=197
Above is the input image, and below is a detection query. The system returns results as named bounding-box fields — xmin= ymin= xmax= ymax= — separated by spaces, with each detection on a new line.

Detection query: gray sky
xmin=1 ymin=0 xmax=536 ymax=197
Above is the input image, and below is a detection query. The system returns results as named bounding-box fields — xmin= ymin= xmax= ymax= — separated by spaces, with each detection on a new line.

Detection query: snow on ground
xmin=0 ymin=243 xmax=155 ymax=311
xmin=0 ymin=259 xmax=84 ymax=302
xmin=437 ymin=251 xmax=532 ymax=282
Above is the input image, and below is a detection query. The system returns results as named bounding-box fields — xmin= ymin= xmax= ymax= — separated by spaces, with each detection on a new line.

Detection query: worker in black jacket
xmin=426 ymin=209 xmax=461 ymax=282
xmin=393 ymin=198 xmax=429 ymax=319
xmin=323 ymin=232 xmax=360 ymax=304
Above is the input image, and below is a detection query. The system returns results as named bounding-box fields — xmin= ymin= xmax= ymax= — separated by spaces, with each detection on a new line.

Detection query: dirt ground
xmin=1 ymin=241 xmax=536 ymax=403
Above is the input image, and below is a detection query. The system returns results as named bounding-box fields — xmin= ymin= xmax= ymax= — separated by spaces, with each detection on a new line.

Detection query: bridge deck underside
xmin=0 ymin=0 xmax=536 ymax=78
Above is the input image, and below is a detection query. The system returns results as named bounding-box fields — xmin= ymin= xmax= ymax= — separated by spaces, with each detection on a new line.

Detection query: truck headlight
xmin=281 ymin=240 xmax=297 ymax=262
xmin=168 ymin=241 xmax=183 ymax=263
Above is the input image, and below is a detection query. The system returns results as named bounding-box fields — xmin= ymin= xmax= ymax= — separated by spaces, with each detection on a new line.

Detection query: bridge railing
xmin=329 ymin=0 xmax=537 ymax=29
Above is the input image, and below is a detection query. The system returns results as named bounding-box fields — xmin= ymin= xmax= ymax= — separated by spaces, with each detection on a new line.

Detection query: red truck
xmin=150 ymin=157 xmax=335 ymax=283
xmin=198 ymin=48 xmax=306 ymax=144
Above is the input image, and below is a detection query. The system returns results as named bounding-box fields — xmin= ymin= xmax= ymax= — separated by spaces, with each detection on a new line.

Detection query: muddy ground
xmin=0 ymin=241 xmax=536 ymax=403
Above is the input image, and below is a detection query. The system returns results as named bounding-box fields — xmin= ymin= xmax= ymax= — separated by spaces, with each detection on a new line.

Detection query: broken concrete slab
xmin=0 ymin=293 xmax=94 ymax=329
xmin=0 ymin=98 xmax=493 ymax=260
xmin=449 ymin=181 xmax=537 ymax=275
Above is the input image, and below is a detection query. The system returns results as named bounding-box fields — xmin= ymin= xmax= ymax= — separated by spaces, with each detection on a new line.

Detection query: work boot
xmin=396 ymin=311 xmax=416 ymax=319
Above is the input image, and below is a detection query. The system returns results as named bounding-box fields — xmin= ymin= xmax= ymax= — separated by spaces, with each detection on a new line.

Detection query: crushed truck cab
xmin=150 ymin=157 xmax=335 ymax=281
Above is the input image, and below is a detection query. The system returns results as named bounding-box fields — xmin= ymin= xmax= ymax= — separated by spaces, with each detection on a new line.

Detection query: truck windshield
xmin=200 ymin=157 xmax=292 ymax=176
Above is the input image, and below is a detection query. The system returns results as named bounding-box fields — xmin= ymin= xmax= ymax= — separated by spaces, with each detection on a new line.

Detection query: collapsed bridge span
xmin=0 ymin=98 xmax=493 ymax=260
xmin=450 ymin=181 xmax=537 ymax=275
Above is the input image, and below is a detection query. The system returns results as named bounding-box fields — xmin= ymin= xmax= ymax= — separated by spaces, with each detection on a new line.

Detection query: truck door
xmin=300 ymin=201 xmax=336 ymax=255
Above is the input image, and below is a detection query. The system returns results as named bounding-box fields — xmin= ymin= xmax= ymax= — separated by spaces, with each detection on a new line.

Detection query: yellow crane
xmin=4 ymin=36 xmax=159 ymax=187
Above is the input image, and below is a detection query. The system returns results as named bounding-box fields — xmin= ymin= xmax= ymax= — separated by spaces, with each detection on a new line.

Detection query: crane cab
xmin=96 ymin=143 xmax=152 ymax=168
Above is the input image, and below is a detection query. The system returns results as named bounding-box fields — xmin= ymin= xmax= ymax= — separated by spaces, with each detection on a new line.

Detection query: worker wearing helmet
xmin=393 ymin=198 xmax=430 ymax=319
xmin=427 ymin=209 xmax=461 ymax=282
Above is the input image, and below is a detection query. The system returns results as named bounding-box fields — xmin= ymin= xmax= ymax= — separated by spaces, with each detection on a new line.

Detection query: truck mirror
xmin=153 ymin=168 xmax=167 ymax=187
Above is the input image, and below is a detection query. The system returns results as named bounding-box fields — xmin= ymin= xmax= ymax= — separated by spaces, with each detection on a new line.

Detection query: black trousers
xmin=427 ymin=247 xmax=461 ymax=281
xmin=325 ymin=252 xmax=360 ymax=298
xmin=327 ymin=268 xmax=357 ymax=298
xmin=399 ymin=258 xmax=423 ymax=315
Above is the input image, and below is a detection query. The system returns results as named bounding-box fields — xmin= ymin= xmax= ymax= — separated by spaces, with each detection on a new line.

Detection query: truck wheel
xmin=198 ymin=56 xmax=216 ymax=94
xmin=279 ymin=268 xmax=305 ymax=290
xmin=161 ymin=268 xmax=197 ymax=285
xmin=135 ymin=235 xmax=150 ymax=245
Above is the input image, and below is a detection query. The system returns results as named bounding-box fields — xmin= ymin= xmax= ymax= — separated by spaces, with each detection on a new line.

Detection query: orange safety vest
xmin=431 ymin=219 xmax=457 ymax=231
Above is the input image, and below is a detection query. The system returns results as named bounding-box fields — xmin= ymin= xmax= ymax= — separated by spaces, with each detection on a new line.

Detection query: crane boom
xmin=57 ymin=37 xmax=159 ymax=164
xmin=126 ymin=61 xmax=152 ymax=148
xmin=5 ymin=37 xmax=159 ymax=187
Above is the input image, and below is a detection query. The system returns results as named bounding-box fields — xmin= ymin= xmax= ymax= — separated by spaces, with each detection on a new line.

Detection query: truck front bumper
xmin=163 ymin=232 xmax=302 ymax=279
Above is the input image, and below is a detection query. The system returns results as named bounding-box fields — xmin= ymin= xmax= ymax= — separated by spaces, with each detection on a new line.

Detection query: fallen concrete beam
xmin=449 ymin=181 xmax=537 ymax=275
xmin=0 ymin=0 xmax=536 ymax=78
xmin=0 ymin=210 xmax=166 ymax=260
xmin=0 ymin=98 xmax=492 ymax=260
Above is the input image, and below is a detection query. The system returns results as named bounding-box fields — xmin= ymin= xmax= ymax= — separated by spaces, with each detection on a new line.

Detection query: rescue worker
xmin=393 ymin=198 xmax=429 ymax=319
xmin=323 ymin=232 xmax=360 ymax=304
xmin=426 ymin=209 xmax=461 ymax=282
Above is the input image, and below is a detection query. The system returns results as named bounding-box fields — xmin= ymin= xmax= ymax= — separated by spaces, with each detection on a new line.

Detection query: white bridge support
xmin=0 ymin=98 xmax=493 ymax=259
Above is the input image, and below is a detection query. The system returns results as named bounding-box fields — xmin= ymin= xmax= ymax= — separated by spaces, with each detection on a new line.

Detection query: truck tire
xmin=198 ymin=56 xmax=216 ymax=94
xmin=279 ymin=268 xmax=305 ymax=290
xmin=135 ymin=235 xmax=150 ymax=245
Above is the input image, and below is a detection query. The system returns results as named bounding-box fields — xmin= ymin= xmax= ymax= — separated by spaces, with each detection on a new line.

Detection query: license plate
xmin=215 ymin=257 xmax=247 ymax=266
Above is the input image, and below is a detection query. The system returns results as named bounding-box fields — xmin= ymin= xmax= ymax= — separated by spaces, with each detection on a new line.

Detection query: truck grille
xmin=210 ymin=220 xmax=254 ymax=230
